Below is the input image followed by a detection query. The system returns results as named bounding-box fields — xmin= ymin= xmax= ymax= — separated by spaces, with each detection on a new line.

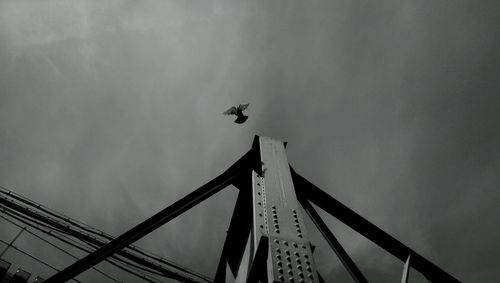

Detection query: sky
xmin=0 ymin=0 xmax=499 ymax=282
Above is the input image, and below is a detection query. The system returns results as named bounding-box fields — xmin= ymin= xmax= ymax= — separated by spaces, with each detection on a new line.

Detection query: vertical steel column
xmin=251 ymin=136 xmax=319 ymax=283
xmin=401 ymin=255 xmax=411 ymax=283
xmin=214 ymin=188 xmax=252 ymax=283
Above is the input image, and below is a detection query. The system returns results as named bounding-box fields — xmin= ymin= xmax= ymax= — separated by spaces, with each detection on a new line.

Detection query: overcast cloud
xmin=0 ymin=0 xmax=499 ymax=282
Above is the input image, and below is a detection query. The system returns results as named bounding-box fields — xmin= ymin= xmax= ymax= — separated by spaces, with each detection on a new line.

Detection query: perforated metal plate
xmin=251 ymin=137 xmax=319 ymax=283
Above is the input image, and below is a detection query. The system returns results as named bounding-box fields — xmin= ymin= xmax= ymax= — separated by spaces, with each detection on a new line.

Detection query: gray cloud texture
xmin=0 ymin=0 xmax=499 ymax=282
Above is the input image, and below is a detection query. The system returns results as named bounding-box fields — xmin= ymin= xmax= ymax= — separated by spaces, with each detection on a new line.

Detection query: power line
xmin=0 ymin=215 xmax=121 ymax=283
xmin=0 ymin=208 xmax=163 ymax=283
xmin=0 ymin=196 xmax=177 ymax=280
xmin=0 ymin=185 xmax=212 ymax=283
xmin=1 ymin=201 xmax=195 ymax=283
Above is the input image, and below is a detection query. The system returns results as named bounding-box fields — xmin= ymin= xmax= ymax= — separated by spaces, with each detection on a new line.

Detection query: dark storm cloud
xmin=0 ymin=0 xmax=499 ymax=282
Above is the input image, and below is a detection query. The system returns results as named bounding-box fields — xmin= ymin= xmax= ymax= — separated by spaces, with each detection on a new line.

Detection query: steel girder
xmin=291 ymin=169 xmax=460 ymax=283
xmin=44 ymin=149 xmax=254 ymax=283
xmin=41 ymin=135 xmax=459 ymax=283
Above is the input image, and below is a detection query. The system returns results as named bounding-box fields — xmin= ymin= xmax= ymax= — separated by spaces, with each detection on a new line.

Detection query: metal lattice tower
xmin=40 ymin=136 xmax=459 ymax=283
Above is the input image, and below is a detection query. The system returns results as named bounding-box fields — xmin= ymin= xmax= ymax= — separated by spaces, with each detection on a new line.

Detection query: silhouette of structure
xmin=1 ymin=136 xmax=460 ymax=282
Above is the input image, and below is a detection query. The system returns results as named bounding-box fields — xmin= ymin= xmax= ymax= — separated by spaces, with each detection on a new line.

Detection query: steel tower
xmin=43 ymin=136 xmax=460 ymax=283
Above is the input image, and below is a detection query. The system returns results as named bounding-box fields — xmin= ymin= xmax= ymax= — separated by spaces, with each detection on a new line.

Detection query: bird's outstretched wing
xmin=238 ymin=104 xmax=249 ymax=111
xmin=223 ymin=106 xmax=238 ymax=115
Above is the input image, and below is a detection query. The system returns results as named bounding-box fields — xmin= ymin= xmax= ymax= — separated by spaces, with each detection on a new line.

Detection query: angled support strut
xmin=291 ymin=169 xmax=460 ymax=283
xmin=214 ymin=188 xmax=252 ymax=282
xmin=45 ymin=150 xmax=254 ymax=283
xmin=298 ymin=197 xmax=368 ymax=283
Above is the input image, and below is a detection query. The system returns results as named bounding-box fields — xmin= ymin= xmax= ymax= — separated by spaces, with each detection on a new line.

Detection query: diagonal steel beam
xmin=291 ymin=168 xmax=460 ymax=283
xmin=0 ymin=189 xmax=211 ymax=282
xmin=44 ymin=150 xmax=254 ymax=283
xmin=298 ymin=197 xmax=368 ymax=283
xmin=214 ymin=187 xmax=252 ymax=282
xmin=317 ymin=272 xmax=327 ymax=283
xmin=0 ymin=197 xmax=193 ymax=282
xmin=246 ymin=236 xmax=269 ymax=283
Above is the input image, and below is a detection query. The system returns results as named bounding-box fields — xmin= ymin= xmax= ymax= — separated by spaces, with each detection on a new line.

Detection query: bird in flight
xmin=224 ymin=104 xmax=249 ymax=124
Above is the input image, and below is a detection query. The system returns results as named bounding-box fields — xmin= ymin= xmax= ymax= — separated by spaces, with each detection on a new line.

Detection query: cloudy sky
xmin=0 ymin=0 xmax=499 ymax=282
